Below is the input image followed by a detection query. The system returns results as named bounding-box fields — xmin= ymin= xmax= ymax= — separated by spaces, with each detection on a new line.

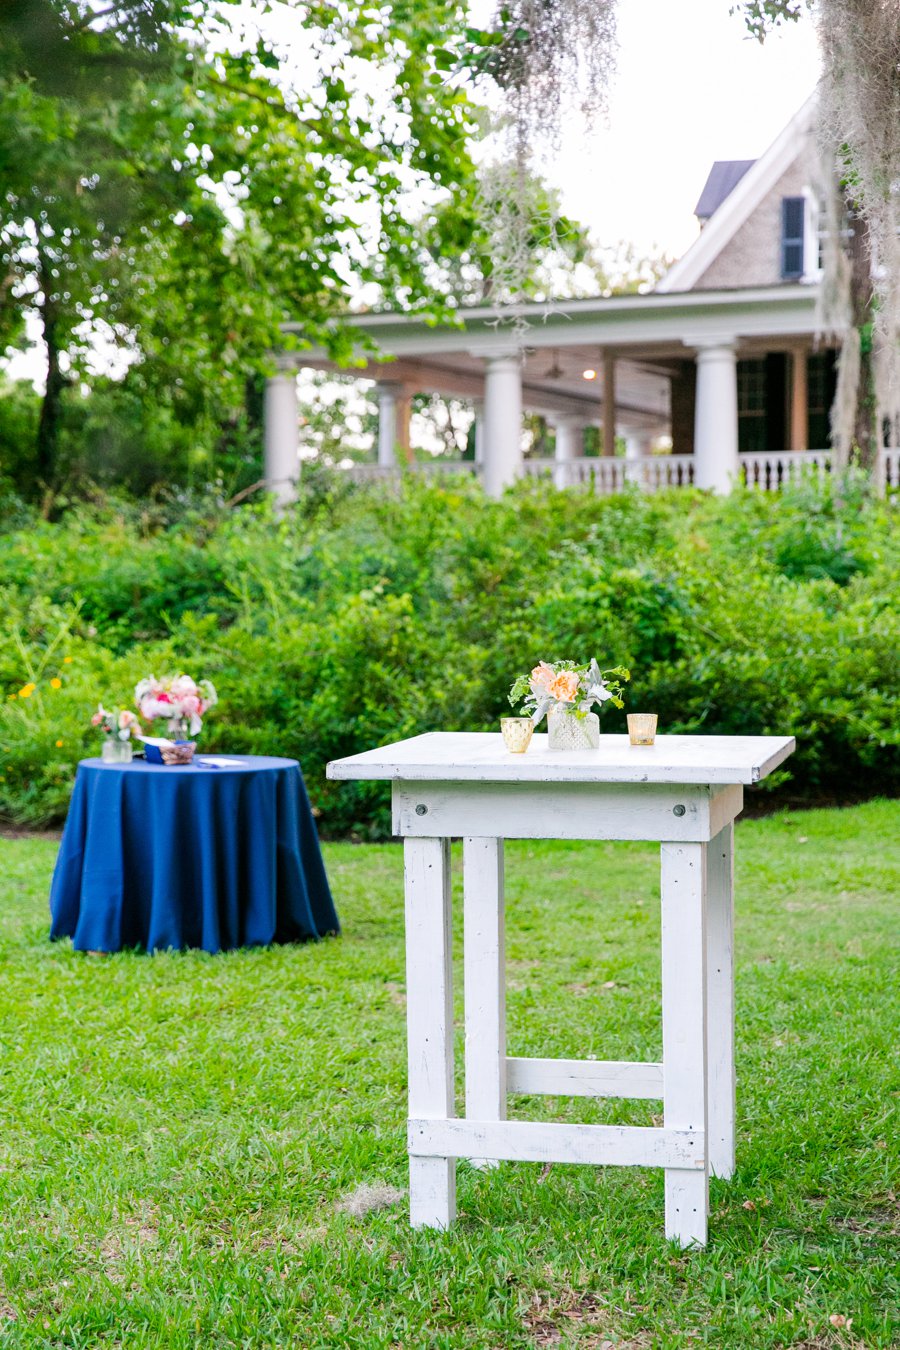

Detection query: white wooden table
xmin=327 ymin=731 xmax=795 ymax=1247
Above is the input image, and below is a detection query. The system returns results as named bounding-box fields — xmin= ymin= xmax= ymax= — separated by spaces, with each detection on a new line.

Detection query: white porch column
xmin=692 ymin=342 xmax=739 ymax=493
xmin=264 ymin=368 xmax=299 ymax=506
xmin=376 ymin=381 xmax=403 ymax=467
xmin=480 ymin=348 xmax=522 ymax=497
xmin=551 ymin=414 xmax=586 ymax=488
xmin=624 ymin=432 xmax=653 ymax=486
xmin=473 ymin=399 xmax=485 ymax=466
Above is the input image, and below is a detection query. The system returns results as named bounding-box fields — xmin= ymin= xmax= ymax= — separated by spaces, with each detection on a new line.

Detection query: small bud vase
xmin=547 ymin=707 xmax=600 ymax=751
xmin=102 ymin=738 xmax=133 ymax=764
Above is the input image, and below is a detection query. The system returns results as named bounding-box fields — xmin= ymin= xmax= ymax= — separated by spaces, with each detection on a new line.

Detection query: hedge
xmin=1 ymin=470 xmax=897 ymax=835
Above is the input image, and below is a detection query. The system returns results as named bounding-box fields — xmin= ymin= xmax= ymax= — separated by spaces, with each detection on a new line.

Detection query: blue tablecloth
xmin=49 ymin=755 xmax=339 ymax=954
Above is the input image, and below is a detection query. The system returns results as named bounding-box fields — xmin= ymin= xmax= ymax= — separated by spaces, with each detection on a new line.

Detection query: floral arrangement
xmin=91 ymin=706 xmax=140 ymax=741
xmin=509 ymin=659 xmax=629 ymax=724
xmin=134 ymin=673 xmax=218 ymax=738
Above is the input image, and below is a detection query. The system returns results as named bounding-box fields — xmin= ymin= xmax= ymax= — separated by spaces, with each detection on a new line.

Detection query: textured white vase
xmin=547 ymin=707 xmax=600 ymax=751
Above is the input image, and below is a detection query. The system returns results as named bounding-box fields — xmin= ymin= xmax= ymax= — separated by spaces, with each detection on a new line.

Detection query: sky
xmin=528 ymin=0 xmax=822 ymax=262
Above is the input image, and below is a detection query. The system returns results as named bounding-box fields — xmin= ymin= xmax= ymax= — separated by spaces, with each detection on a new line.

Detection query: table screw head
xmin=415 ymin=804 xmax=428 ymax=816
xmin=673 ymin=804 xmax=686 ymax=817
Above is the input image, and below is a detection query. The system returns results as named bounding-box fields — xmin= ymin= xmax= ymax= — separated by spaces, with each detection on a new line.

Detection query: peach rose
xmin=530 ymin=662 xmax=556 ymax=691
xmin=548 ymin=671 xmax=580 ymax=703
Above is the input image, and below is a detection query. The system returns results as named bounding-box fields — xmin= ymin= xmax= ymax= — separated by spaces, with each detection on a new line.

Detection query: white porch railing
xmin=739 ymin=448 xmax=831 ymax=490
xmin=343 ymin=460 xmax=478 ymax=484
xmin=522 ymin=457 xmax=629 ymax=491
xmin=340 ymin=450 xmax=899 ymax=494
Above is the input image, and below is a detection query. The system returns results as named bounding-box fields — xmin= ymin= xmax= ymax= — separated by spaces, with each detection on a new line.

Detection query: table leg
xmin=661 ymin=842 xmax=709 ymax=1247
xmin=706 ymin=821 xmax=735 ymax=1179
xmin=404 ymin=836 xmax=456 ymax=1228
xmin=464 ymin=836 xmax=506 ymax=1168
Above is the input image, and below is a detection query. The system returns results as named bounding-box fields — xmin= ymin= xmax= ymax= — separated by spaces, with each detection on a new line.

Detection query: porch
xmin=264 ymin=284 xmax=887 ymax=501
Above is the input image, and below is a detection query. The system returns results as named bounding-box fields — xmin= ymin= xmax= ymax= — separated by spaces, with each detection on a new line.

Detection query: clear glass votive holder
xmin=500 ymin=717 xmax=534 ymax=754
xmin=101 ymin=738 xmax=133 ymax=764
xmin=627 ymin=713 xmax=658 ymax=746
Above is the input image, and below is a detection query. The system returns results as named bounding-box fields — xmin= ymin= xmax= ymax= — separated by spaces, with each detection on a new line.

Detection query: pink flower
xmin=157 ymin=692 xmax=171 ymax=703
xmin=181 ymin=694 xmax=200 ymax=717
xmin=91 ymin=712 xmax=104 ymax=726
xmin=530 ymin=662 xmax=556 ymax=691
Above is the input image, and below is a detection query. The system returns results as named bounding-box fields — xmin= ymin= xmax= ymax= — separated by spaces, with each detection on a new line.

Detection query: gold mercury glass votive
xmin=627 ymin=713 xmax=658 ymax=746
xmin=500 ymin=717 xmax=534 ymax=754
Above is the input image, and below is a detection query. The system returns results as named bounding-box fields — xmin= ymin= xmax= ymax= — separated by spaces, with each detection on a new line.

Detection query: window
xmin=738 ymin=359 xmax=767 ymax=454
xmin=781 ymin=196 xmax=805 ymax=279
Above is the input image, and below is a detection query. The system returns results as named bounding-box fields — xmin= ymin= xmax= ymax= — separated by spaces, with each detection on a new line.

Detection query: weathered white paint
xmin=328 ymin=730 xmax=795 ymax=1251
xmin=481 ymin=348 xmax=523 ymax=497
xmin=393 ymin=781 xmax=743 ymax=844
xmin=693 ymin=343 xmax=739 ymax=493
xmin=464 ymin=837 xmax=506 ymax=1168
xmin=328 ymin=731 xmax=796 ymax=787
xmin=661 ymin=842 xmax=709 ymax=1247
xmin=706 ymin=821 xmax=736 ymax=1179
xmin=409 ymin=1119 xmax=705 ymax=1169
xmin=263 ymin=371 xmax=299 ymax=506
xmin=404 ymin=837 xmax=456 ymax=1229
xmin=507 ymin=1057 xmax=663 ymax=1099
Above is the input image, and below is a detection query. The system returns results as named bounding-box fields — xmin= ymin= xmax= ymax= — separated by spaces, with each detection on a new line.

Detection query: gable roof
xmin=656 ymin=91 xmax=818 ymax=294
xmin=695 ymin=160 xmax=756 ymax=221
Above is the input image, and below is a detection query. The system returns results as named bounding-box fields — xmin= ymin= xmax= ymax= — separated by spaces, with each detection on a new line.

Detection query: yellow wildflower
xmin=63 ymin=656 xmax=73 ymax=664
xmin=18 ymin=684 xmax=34 ymax=698
xmin=50 ymin=678 xmax=62 ymax=689
xmin=56 ymin=739 xmax=64 ymax=748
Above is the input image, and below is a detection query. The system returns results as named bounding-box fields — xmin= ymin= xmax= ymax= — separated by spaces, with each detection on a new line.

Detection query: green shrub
xmin=0 ymin=475 xmax=897 ymax=835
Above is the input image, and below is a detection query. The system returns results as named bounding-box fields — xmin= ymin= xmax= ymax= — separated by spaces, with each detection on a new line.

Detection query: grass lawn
xmin=0 ymin=800 xmax=898 ymax=1349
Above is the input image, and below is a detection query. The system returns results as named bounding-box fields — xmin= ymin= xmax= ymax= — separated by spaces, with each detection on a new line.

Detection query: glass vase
xmin=102 ymin=737 xmax=133 ymax=764
xmin=167 ymin=716 xmax=191 ymax=741
xmin=547 ymin=707 xmax=600 ymax=751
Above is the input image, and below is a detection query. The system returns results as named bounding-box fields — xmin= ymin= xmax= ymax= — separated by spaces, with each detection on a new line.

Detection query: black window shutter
xmin=782 ymin=197 xmax=805 ymax=279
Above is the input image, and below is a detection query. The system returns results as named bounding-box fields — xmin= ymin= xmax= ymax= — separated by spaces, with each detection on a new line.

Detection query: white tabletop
xmin=326 ymin=732 xmax=795 ymax=786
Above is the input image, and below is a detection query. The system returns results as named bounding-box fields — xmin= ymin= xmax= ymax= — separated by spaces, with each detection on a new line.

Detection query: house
xmin=263 ymin=95 xmax=894 ymax=499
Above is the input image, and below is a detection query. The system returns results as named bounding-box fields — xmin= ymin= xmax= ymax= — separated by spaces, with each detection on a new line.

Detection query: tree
xmin=0 ymin=0 xmax=479 ymax=494
xmin=464 ymin=1 xmax=899 ymax=465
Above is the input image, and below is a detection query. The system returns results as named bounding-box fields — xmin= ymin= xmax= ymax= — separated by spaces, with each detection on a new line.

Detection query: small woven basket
xmin=160 ymin=741 xmax=196 ymax=765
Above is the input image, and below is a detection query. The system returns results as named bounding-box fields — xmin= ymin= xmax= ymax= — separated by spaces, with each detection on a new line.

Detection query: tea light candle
xmin=500 ymin=717 xmax=534 ymax=753
xmin=627 ymin=713 xmax=658 ymax=746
